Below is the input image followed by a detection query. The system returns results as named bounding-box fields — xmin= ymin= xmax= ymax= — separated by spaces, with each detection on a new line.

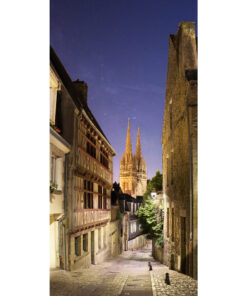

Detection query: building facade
xmin=111 ymin=183 xmax=147 ymax=251
xmin=50 ymin=47 xmax=116 ymax=271
xmin=50 ymin=65 xmax=72 ymax=269
xmin=162 ymin=22 xmax=197 ymax=279
xmin=120 ymin=120 xmax=147 ymax=197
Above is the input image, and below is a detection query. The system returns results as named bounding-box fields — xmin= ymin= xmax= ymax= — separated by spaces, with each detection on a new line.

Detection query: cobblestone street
xmin=50 ymin=248 xmax=197 ymax=296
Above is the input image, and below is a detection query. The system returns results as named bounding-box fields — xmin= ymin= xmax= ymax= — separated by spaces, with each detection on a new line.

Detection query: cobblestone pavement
xmin=150 ymin=261 xmax=197 ymax=296
xmin=50 ymin=248 xmax=197 ymax=296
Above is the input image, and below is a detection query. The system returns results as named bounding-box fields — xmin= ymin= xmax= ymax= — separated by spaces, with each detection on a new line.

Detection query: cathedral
xmin=120 ymin=120 xmax=147 ymax=197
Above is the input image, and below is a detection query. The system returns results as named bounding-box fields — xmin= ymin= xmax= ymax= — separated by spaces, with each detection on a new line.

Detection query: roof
xmin=50 ymin=46 xmax=81 ymax=110
xmin=50 ymin=46 xmax=110 ymax=145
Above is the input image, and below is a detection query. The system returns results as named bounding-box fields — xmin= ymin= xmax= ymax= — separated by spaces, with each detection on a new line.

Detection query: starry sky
xmin=50 ymin=0 xmax=197 ymax=182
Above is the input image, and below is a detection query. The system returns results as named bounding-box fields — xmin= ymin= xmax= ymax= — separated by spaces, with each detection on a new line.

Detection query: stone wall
xmin=162 ymin=22 xmax=197 ymax=279
xmin=109 ymin=220 xmax=122 ymax=257
xmin=128 ymin=234 xmax=147 ymax=250
xmin=152 ymin=239 xmax=164 ymax=264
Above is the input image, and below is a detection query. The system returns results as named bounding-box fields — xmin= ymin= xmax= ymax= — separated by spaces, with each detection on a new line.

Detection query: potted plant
xmin=50 ymin=182 xmax=58 ymax=193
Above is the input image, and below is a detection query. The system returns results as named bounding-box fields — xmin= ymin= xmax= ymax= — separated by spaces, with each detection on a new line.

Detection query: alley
xmin=50 ymin=248 xmax=197 ymax=296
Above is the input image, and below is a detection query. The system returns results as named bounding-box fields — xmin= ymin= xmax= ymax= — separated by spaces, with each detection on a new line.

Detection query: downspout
xmin=57 ymin=152 xmax=69 ymax=270
xmin=63 ymin=152 xmax=69 ymax=270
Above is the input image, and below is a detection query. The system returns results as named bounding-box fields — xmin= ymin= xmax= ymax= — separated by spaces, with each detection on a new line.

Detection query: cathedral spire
xmin=125 ymin=119 xmax=132 ymax=155
xmin=136 ymin=127 xmax=142 ymax=159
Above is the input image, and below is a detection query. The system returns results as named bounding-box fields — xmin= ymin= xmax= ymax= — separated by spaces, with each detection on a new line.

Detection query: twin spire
xmin=124 ymin=119 xmax=142 ymax=158
xmin=125 ymin=119 xmax=132 ymax=155
xmin=136 ymin=127 xmax=142 ymax=159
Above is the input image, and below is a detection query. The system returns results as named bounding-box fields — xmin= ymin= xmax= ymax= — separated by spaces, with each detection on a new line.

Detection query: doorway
xmin=180 ymin=217 xmax=186 ymax=274
xmin=91 ymin=231 xmax=95 ymax=264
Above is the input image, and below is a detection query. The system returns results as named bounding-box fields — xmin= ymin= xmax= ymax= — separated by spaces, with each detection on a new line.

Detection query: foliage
xmin=143 ymin=170 xmax=162 ymax=202
xmin=116 ymin=208 xmax=122 ymax=223
xmin=155 ymin=232 xmax=164 ymax=247
xmin=50 ymin=183 xmax=58 ymax=193
xmin=137 ymin=197 xmax=157 ymax=234
xmin=136 ymin=170 xmax=164 ymax=245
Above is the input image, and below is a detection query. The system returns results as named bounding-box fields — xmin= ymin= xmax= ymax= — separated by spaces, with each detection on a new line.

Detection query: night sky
xmin=50 ymin=0 xmax=197 ymax=182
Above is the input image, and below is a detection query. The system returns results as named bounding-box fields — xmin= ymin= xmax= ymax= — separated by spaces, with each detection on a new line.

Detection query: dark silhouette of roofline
xmin=50 ymin=46 xmax=110 ymax=143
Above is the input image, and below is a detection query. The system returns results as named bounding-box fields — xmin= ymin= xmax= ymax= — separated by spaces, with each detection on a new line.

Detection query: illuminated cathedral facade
xmin=120 ymin=120 xmax=147 ymax=197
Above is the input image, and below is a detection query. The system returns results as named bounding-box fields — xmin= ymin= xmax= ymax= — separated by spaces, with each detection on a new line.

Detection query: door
xmin=91 ymin=231 xmax=95 ymax=264
xmin=180 ymin=217 xmax=186 ymax=274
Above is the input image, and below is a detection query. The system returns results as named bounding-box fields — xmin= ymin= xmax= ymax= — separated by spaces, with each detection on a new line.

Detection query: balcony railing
xmin=77 ymin=147 xmax=113 ymax=186
xmin=74 ymin=209 xmax=111 ymax=229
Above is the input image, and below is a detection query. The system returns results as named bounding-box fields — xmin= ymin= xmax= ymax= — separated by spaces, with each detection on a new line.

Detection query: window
xmin=131 ymin=222 xmax=136 ymax=233
xmin=172 ymin=208 xmax=175 ymax=242
xmin=50 ymin=156 xmax=56 ymax=184
xmin=103 ymin=188 xmax=107 ymax=209
xmin=86 ymin=132 xmax=96 ymax=158
xmin=83 ymin=234 xmax=88 ymax=252
xmin=100 ymin=147 xmax=109 ymax=168
xmin=75 ymin=236 xmax=81 ymax=256
xmin=98 ymin=185 xmax=103 ymax=209
xmin=86 ymin=142 xmax=96 ymax=158
xmin=98 ymin=186 xmax=107 ymax=209
xmin=167 ymin=208 xmax=170 ymax=237
xmin=84 ymin=180 xmax=93 ymax=209
xmin=50 ymin=156 xmax=63 ymax=191
xmin=50 ymin=87 xmax=58 ymax=124
xmin=86 ymin=132 xmax=96 ymax=145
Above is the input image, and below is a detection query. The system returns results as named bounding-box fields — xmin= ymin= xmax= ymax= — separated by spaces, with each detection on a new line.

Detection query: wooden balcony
xmin=77 ymin=147 xmax=113 ymax=187
xmin=74 ymin=209 xmax=111 ymax=229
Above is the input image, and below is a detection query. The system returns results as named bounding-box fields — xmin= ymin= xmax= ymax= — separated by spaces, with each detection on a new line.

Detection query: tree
xmin=143 ymin=170 xmax=162 ymax=201
xmin=137 ymin=170 xmax=164 ymax=246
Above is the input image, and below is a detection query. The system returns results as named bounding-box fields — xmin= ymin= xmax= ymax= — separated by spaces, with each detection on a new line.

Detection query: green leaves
xmin=50 ymin=182 xmax=58 ymax=193
xmin=136 ymin=170 xmax=164 ymax=245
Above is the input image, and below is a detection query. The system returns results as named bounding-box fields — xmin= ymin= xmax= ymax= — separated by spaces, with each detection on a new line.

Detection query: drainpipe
xmin=57 ymin=152 xmax=69 ymax=270
xmin=63 ymin=152 xmax=69 ymax=270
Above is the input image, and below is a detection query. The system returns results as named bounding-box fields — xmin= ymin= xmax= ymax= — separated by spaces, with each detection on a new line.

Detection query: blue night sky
xmin=50 ymin=0 xmax=197 ymax=182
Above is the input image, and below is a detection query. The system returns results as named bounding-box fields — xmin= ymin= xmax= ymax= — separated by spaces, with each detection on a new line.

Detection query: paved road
xmin=50 ymin=249 xmax=197 ymax=296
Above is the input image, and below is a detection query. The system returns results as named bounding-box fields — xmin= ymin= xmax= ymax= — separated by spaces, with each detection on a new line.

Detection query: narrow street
xmin=50 ymin=247 xmax=197 ymax=296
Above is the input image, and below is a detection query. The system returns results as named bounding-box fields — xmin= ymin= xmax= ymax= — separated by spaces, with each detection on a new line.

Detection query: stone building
xmin=120 ymin=120 xmax=147 ymax=197
xmin=162 ymin=22 xmax=197 ymax=279
xmin=111 ymin=183 xmax=147 ymax=251
xmin=50 ymin=47 xmax=116 ymax=271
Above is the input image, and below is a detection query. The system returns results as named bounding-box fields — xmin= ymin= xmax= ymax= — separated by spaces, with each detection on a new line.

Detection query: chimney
xmin=73 ymin=80 xmax=88 ymax=106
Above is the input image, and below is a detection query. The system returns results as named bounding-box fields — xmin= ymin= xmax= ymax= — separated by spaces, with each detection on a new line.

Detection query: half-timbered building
xmin=50 ymin=47 xmax=116 ymax=271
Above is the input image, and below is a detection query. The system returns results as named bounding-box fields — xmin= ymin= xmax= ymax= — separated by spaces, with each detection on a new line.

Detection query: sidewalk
xmin=150 ymin=261 xmax=197 ymax=296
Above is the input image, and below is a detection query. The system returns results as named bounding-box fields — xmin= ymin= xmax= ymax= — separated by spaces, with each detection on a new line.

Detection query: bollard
xmin=165 ymin=273 xmax=170 ymax=285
